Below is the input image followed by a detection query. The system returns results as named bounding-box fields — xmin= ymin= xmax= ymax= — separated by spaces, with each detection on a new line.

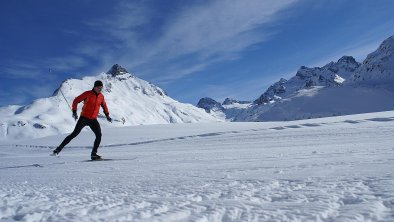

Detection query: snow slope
xmin=1 ymin=111 xmax=393 ymax=221
xmin=0 ymin=65 xmax=220 ymax=141
xmin=352 ymin=35 xmax=394 ymax=84
xmin=249 ymin=85 xmax=394 ymax=121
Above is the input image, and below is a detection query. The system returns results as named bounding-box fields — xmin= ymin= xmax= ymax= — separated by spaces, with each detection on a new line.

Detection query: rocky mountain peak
xmin=295 ymin=66 xmax=321 ymax=80
xmin=197 ymin=98 xmax=223 ymax=113
xmin=107 ymin=64 xmax=129 ymax=76
xmin=337 ymin=56 xmax=358 ymax=65
xmin=222 ymin=98 xmax=251 ymax=105
xmin=377 ymin=35 xmax=394 ymax=52
xmin=222 ymin=98 xmax=237 ymax=105
xmin=352 ymin=35 xmax=394 ymax=83
xmin=254 ymin=78 xmax=288 ymax=105
xmin=254 ymin=57 xmax=361 ymax=106
xmin=322 ymin=56 xmax=360 ymax=80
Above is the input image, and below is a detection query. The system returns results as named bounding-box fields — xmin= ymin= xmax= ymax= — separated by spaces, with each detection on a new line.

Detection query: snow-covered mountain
xmin=352 ymin=35 xmax=394 ymax=84
xmin=254 ymin=55 xmax=360 ymax=105
xmin=197 ymin=97 xmax=252 ymax=121
xmin=0 ymin=65 xmax=220 ymax=141
xmin=197 ymin=97 xmax=225 ymax=114
xmin=200 ymin=35 xmax=394 ymax=121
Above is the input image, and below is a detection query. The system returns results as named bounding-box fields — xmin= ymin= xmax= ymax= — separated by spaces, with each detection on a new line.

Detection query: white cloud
xmin=45 ymin=56 xmax=88 ymax=72
xmin=137 ymin=0 xmax=297 ymax=80
xmin=83 ymin=0 xmax=153 ymax=53
xmin=0 ymin=82 xmax=56 ymax=106
xmin=0 ymin=91 xmax=27 ymax=106
xmin=3 ymin=55 xmax=88 ymax=80
xmin=21 ymin=84 xmax=56 ymax=98
xmin=78 ymin=0 xmax=299 ymax=80
xmin=151 ymin=0 xmax=295 ymax=59
xmin=4 ymin=63 xmax=43 ymax=79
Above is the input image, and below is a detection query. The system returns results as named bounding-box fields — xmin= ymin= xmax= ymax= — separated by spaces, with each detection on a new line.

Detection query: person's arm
xmin=71 ymin=92 xmax=88 ymax=120
xmin=101 ymin=98 xmax=112 ymax=122
xmin=101 ymin=98 xmax=109 ymax=116
xmin=72 ymin=91 xmax=88 ymax=111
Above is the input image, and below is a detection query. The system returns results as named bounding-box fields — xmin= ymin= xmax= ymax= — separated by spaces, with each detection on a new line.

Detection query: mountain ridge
xmin=198 ymin=35 xmax=394 ymax=121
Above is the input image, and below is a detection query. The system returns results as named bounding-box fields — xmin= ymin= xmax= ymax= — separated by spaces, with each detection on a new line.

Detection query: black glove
xmin=106 ymin=114 xmax=112 ymax=123
xmin=72 ymin=110 xmax=78 ymax=120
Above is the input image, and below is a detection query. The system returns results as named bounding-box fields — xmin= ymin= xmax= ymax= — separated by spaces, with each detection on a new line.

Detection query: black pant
xmin=58 ymin=116 xmax=102 ymax=154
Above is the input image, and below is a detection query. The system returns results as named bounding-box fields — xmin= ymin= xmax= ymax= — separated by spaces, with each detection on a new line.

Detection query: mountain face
xmin=107 ymin=64 xmax=129 ymax=77
xmin=197 ymin=98 xmax=224 ymax=113
xmin=197 ymin=97 xmax=252 ymax=121
xmin=254 ymin=56 xmax=361 ymax=105
xmin=200 ymin=35 xmax=394 ymax=121
xmin=0 ymin=65 xmax=220 ymax=141
xmin=222 ymin=98 xmax=250 ymax=105
xmin=351 ymin=35 xmax=394 ymax=83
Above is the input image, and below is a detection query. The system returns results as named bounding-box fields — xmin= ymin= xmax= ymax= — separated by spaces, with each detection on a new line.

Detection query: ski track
xmin=1 ymin=115 xmax=394 ymax=221
xmin=5 ymin=116 xmax=394 ymax=150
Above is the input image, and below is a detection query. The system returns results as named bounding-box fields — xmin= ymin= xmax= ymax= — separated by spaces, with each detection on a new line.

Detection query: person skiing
xmin=52 ymin=80 xmax=112 ymax=160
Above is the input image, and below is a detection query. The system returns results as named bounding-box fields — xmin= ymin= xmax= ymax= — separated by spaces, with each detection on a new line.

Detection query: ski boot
xmin=51 ymin=147 xmax=62 ymax=156
xmin=91 ymin=153 xmax=102 ymax=161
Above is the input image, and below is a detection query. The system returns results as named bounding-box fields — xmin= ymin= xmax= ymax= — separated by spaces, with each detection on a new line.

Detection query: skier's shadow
xmin=0 ymin=162 xmax=65 ymax=170
xmin=0 ymin=157 xmax=138 ymax=169
xmin=79 ymin=157 xmax=138 ymax=163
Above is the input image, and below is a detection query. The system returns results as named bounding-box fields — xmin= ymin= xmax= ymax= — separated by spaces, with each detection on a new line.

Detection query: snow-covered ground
xmin=1 ymin=111 xmax=394 ymax=221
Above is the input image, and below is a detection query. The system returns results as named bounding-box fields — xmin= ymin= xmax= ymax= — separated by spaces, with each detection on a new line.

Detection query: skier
xmin=52 ymin=80 xmax=112 ymax=160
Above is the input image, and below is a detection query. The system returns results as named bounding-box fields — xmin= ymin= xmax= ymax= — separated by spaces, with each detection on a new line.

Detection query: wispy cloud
xmin=45 ymin=56 xmax=88 ymax=72
xmin=19 ymin=84 xmax=56 ymax=98
xmin=4 ymin=0 xmax=299 ymax=82
xmin=83 ymin=1 xmax=151 ymax=46
xmin=3 ymin=55 xmax=87 ymax=80
xmin=0 ymin=79 xmax=59 ymax=106
xmin=151 ymin=0 xmax=295 ymax=58
xmin=0 ymin=90 xmax=27 ymax=106
xmin=80 ymin=0 xmax=299 ymax=80
xmin=303 ymin=21 xmax=394 ymax=68
xmin=140 ymin=0 xmax=298 ymax=81
xmin=4 ymin=64 xmax=42 ymax=79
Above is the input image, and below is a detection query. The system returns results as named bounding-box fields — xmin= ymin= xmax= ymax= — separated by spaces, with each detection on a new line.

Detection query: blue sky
xmin=1 ymin=0 xmax=394 ymax=107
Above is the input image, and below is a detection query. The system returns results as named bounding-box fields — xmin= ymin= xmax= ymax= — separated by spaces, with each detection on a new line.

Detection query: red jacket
xmin=72 ymin=90 xmax=109 ymax=119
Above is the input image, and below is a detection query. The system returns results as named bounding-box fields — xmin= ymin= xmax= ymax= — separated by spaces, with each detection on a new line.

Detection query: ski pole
xmin=59 ymin=89 xmax=76 ymax=121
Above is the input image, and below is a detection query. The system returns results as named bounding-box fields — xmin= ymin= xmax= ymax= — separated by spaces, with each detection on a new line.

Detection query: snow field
xmin=1 ymin=111 xmax=394 ymax=221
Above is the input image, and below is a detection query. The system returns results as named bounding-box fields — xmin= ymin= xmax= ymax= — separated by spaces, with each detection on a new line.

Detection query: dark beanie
xmin=94 ymin=80 xmax=103 ymax=87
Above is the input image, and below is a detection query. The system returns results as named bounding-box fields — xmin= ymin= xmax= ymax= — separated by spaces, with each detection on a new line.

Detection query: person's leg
xmin=88 ymin=119 xmax=102 ymax=155
xmin=55 ymin=117 xmax=88 ymax=153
